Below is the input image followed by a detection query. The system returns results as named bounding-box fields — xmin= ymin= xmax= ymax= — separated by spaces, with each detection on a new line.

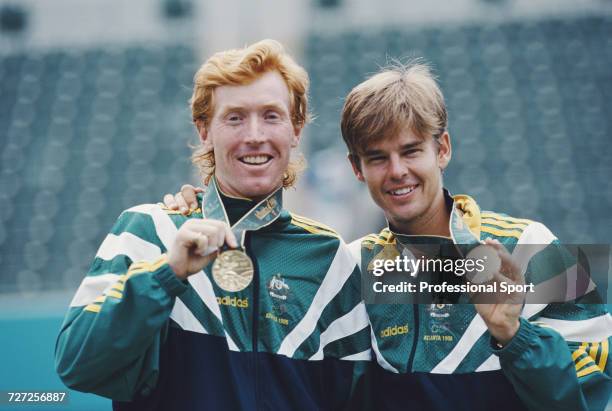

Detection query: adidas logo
xmin=216 ymin=296 xmax=249 ymax=308
xmin=380 ymin=324 xmax=409 ymax=338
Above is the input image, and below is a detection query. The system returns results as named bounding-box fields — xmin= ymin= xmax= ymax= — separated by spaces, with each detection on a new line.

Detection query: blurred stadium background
xmin=0 ymin=0 xmax=610 ymax=409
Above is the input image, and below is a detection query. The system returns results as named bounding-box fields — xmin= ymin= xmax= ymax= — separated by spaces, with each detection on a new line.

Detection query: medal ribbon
xmin=448 ymin=196 xmax=482 ymax=258
xmin=201 ymin=176 xmax=283 ymax=251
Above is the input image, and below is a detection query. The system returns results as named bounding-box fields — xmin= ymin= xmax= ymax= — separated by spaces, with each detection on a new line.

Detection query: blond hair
xmin=341 ymin=60 xmax=447 ymax=158
xmin=190 ymin=39 xmax=309 ymax=187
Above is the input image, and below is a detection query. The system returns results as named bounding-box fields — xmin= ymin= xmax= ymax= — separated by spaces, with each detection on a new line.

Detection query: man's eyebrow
xmin=217 ymin=105 xmax=245 ymax=115
xmin=218 ymin=102 xmax=288 ymax=116
xmin=260 ymin=102 xmax=290 ymax=114
xmin=362 ymin=141 xmax=423 ymax=157
xmin=399 ymin=141 xmax=423 ymax=150
xmin=261 ymin=101 xmax=286 ymax=109
xmin=362 ymin=148 xmax=386 ymax=157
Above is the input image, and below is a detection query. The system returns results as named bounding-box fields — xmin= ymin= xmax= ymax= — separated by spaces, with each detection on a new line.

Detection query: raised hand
xmin=167 ymin=219 xmax=238 ymax=280
xmin=474 ymin=238 xmax=524 ymax=346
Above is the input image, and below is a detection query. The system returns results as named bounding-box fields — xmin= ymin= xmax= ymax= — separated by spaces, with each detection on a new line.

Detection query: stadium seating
xmin=305 ymin=15 xmax=612 ymax=244
xmin=0 ymin=44 xmax=197 ymax=292
xmin=0 ymin=15 xmax=610 ymax=293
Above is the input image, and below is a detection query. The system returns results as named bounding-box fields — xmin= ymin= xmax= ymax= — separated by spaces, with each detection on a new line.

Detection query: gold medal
xmin=212 ymin=250 xmax=254 ymax=292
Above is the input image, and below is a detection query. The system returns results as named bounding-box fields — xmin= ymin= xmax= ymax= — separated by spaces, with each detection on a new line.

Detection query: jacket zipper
xmin=406 ymin=304 xmax=419 ymax=371
xmin=247 ymin=234 xmax=261 ymax=410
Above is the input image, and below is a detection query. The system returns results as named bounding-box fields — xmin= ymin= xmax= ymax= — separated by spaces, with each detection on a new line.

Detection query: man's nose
xmin=244 ymin=117 xmax=265 ymax=144
xmin=388 ymin=154 xmax=407 ymax=180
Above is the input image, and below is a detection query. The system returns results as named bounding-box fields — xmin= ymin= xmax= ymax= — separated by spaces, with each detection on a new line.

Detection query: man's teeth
xmin=241 ymin=155 xmax=270 ymax=164
xmin=390 ymin=186 xmax=415 ymax=195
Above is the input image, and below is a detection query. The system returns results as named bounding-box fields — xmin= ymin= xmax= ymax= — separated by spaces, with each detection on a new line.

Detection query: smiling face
xmin=351 ymin=126 xmax=452 ymax=235
xmin=198 ymin=71 xmax=301 ymax=200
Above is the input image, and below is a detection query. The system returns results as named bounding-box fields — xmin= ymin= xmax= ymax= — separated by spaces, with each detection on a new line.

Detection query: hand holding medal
xmin=450 ymin=205 xmax=504 ymax=285
xmin=168 ymin=219 xmax=238 ymax=280
xmin=168 ymin=176 xmax=282 ymax=290
xmin=465 ymin=242 xmax=502 ymax=284
xmin=472 ymin=238 xmax=524 ymax=345
xmin=449 ymin=204 xmax=523 ymax=345
xmin=203 ymin=176 xmax=282 ymax=292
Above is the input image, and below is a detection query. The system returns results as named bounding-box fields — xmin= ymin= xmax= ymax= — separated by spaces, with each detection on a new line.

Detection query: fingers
xmin=181 ymin=184 xmax=201 ymax=212
xmin=484 ymin=239 xmax=522 ymax=283
xmin=190 ymin=230 xmax=210 ymax=257
xmin=182 ymin=219 xmax=237 ymax=254
xmin=492 ymin=272 xmax=526 ymax=304
xmin=192 ymin=219 xmax=238 ymax=249
xmin=208 ymin=220 xmax=238 ymax=249
xmin=224 ymin=224 xmax=238 ymax=248
xmin=163 ymin=194 xmax=179 ymax=210
xmin=163 ymin=191 xmax=194 ymax=215
xmin=169 ymin=217 xmax=235 ymax=278
xmin=175 ymin=193 xmax=190 ymax=215
xmin=189 ymin=225 xmax=222 ymax=256
xmin=165 ymin=184 xmax=203 ymax=215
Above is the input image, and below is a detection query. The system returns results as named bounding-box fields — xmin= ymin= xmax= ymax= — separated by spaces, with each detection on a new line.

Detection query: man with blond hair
xmin=55 ymin=40 xmax=370 ymax=411
xmin=171 ymin=60 xmax=612 ymax=410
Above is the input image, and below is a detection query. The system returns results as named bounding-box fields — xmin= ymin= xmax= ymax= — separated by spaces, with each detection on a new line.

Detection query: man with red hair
xmin=56 ymin=40 xmax=370 ymax=411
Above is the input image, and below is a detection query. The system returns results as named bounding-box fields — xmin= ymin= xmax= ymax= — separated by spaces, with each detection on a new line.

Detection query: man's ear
xmin=348 ymin=153 xmax=365 ymax=182
xmin=195 ymin=119 xmax=213 ymax=152
xmin=437 ymin=132 xmax=452 ymax=171
xmin=291 ymin=124 xmax=303 ymax=148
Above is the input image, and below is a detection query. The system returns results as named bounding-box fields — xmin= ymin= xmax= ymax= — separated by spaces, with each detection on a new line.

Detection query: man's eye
xmin=227 ymin=115 xmax=241 ymax=122
xmin=367 ymin=156 xmax=385 ymax=164
xmin=265 ymin=111 xmax=280 ymax=120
